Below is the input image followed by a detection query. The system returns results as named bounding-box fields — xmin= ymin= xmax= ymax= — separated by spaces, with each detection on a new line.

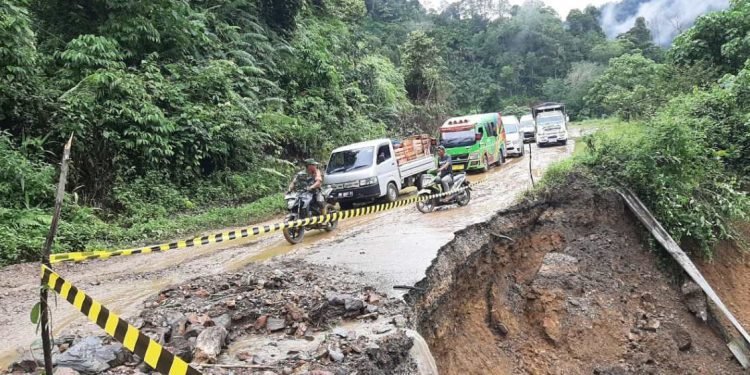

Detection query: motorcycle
xmin=282 ymin=172 xmax=339 ymax=244
xmin=415 ymin=169 xmax=471 ymax=213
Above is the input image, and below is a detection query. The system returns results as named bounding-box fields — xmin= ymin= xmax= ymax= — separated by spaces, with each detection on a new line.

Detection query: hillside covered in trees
xmin=0 ymin=0 xmax=744 ymax=264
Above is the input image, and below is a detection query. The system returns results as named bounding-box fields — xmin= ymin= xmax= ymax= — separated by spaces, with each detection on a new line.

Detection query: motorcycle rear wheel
xmin=283 ymin=226 xmax=305 ymax=244
xmin=416 ymin=195 xmax=435 ymax=213
xmin=457 ymin=188 xmax=471 ymax=206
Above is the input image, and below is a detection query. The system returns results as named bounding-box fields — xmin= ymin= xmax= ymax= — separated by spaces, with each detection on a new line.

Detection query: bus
xmin=439 ymin=113 xmax=506 ymax=172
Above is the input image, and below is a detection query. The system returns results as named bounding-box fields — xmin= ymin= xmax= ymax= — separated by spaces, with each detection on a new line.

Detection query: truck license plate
xmin=453 ymin=164 xmax=465 ymax=171
xmin=338 ymin=192 xmax=353 ymax=198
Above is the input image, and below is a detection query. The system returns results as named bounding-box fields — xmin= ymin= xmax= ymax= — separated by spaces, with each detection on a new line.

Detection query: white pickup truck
xmin=323 ymin=138 xmax=435 ymax=209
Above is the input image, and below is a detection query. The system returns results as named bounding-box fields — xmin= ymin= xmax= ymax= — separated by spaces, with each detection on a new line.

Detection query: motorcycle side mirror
xmin=431 ymin=138 xmax=437 ymax=146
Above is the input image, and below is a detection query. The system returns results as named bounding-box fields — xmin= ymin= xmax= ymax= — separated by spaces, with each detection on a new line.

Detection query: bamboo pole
xmin=40 ymin=135 xmax=73 ymax=374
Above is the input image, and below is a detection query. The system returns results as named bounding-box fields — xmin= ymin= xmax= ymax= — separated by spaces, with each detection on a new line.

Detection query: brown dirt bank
xmin=406 ymin=176 xmax=743 ymax=374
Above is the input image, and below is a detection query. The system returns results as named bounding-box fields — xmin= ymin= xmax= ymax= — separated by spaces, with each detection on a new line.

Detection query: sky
xmin=420 ymin=0 xmax=612 ymax=19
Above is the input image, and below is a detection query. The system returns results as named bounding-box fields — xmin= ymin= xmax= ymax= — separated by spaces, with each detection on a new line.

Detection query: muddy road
xmin=0 ymin=141 xmax=573 ymax=368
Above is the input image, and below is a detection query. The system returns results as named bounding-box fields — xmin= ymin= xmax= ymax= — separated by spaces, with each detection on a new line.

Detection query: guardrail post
xmin=40 ymin=135 xmax=73 ymax=375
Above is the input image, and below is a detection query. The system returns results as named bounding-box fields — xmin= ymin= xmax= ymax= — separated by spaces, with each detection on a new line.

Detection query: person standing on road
xmin=437 ymin=146 xmax=453 ymax=198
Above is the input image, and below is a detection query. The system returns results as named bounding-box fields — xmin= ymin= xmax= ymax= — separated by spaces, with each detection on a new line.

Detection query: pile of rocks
xmin=12 ymin=260 xmax=418 ymax=374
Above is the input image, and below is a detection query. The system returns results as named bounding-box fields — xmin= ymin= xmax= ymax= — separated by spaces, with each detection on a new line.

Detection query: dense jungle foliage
xmin=541 ymin=0 xmax=750 ymax=258
xmin=0 ymin=0 xmax=747 ymax=263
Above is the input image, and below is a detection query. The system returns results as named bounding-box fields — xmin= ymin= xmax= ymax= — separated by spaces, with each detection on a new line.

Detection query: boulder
xmin=193 ymin=326 xmax=227 ymax=364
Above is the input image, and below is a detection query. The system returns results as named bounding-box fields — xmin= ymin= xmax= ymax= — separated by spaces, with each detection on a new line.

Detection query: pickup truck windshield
xmin=520 ymin=119 xmax=534 ymax=129
xmin=327 ymin=147 xmax=374 ymax=174
xmin=537 ymin=115 xmax=564 ymax=125
xmin=505 ymin=123 xmax=519 ymax=133
xmin=441 ymin=129 xmax=476 ymax=148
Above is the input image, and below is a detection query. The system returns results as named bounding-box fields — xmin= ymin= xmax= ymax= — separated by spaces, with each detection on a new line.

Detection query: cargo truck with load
xmin=323 ymin=136 xmax=435 ymax=210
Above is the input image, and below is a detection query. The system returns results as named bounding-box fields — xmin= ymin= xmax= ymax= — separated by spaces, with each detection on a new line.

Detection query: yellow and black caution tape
xmin=50 ymin=178 xmax=488 ymax=264
xmin=41 ymin=265 xmax=201 ymax=375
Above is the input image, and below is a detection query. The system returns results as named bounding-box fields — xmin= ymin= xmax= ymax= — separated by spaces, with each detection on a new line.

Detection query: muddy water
xmin=0 ymin=142 xmax=573 ymax=368
xmin=297 ymin=142 xmax=574 ymax=295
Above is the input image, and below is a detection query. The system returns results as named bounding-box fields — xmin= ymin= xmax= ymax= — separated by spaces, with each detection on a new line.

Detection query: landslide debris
xmin=11 ymin=261 xmax=417 ymax=375
xmin=407 ymin=175 xmax=744 ymax=374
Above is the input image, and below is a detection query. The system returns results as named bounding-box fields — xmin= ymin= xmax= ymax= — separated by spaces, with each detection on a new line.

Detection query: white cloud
xmin=600 ymin=0 xmax=729 ymax=45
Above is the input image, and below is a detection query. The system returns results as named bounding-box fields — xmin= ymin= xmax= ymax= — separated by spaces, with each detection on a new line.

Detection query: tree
xmin=401 ymin=30 xmax=447 ymax=103
xmin=585 ymin=54 xmax=666 ymax=119
xmin=617 ymin=17 xmax=664 ymax=61
xmin=670 ymin=0 xmax=750 ymax=76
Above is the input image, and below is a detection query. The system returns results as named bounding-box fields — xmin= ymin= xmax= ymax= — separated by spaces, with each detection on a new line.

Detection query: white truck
xmin=323 ymin=137 xmax=435 ymax=210
xmin=533 ymin=102 xmax=569 ymax=146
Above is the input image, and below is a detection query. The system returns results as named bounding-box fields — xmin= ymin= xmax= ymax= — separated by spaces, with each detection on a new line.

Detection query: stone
xmin=537 ymin=253 xmax=579 ymax=278
xmin=642 ymin=319 xmax=660 ymax=332
xmin=542 ymin=315 xmax=562 ymax=344
xmin=365 ymin=304 xmax=379 ymax=314
xmin=213 ymin=314 xmax=232 ymax=330
xmin=254 ymin=315 xmax=269 ymax=330
xmin=194 ymin=288 xmax=210 ymax=298
xmin=165 ymin=336 xmax=193 ymax=362
xmin=295 ymin=322 xmax=308 ymax=337
xmin=282 ymin=367 xmax=293 ymax=375
xmin=285 ymin=303 xmax=305 ymax=322
xmin=374 ymin=326 xmax=392 ymax=334
xmin=236 ymin=351 xmax=253 ymax=361
xmin=328 ymin=347 xmax=345 ymax=362
xmin=333 ymin=327 xmax=349 ymax=338
xmin=267 ymin=317 xmax=287 ymax=332
xmin=681 ymin=281 xmax=708 ymax=322
xmin=366 ymin=292 xmax=381 ymax=304
xmin=54 ymin=336 xmax=126 ymax=373
xmin=344 ymin=297 xmax=365 ymax=312
xmin=53 ymin=367 xmax=80 ymax=375
xmin=672 ymin=328 xmax=692 ymax=351
xmin=392 ymin=315 xmax=407 ymax=328
xmin=326 ymin=293 xmax=349 ymax=305
xmin=193 ymin=326 xmax=227 ymax=364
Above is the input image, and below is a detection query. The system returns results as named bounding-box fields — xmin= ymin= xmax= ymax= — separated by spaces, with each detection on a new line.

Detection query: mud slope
xmin=407 ymin=176 xmax=742 ymax=374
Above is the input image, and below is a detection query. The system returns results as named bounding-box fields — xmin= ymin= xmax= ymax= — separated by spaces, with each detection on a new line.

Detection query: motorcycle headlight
xmin=358 ymin=177 xmax=378 ymax=186
xmin=469 ymin=152 xmax=480 ymax=160
xmin=286 ymin=199 xmax=296 ymax=209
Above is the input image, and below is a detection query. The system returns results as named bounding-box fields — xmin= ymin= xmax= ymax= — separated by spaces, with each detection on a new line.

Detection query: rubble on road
xmin=10 ymin=261 xmax=418 ymax=374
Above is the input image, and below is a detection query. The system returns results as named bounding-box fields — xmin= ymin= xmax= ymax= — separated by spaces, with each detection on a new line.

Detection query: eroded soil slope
xmin=408 ymin=177 xmax=742 ymax=374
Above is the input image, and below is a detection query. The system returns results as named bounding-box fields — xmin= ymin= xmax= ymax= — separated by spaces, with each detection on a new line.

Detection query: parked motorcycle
xmin=415 ymin=170 xmax=471 ymax=213
xmin=283 ymin=173 xmax=339 ymax=244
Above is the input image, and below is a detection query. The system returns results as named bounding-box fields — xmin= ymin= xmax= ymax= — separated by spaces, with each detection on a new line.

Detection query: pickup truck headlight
xmin=469 ymin=152 xmax=480 ymax=160
xmin=358 ymin=177 xmax=378 ymax=186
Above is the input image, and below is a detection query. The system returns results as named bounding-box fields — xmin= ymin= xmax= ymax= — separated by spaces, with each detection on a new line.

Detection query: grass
xmin=81 ymin=194 xmax=287 ymax=252
xmin=569 ymin=117 xmax=639 ymax=157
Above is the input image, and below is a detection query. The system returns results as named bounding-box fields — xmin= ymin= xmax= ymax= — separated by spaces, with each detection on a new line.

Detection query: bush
xmin=547 ymin=114 xmax=749 ymax=259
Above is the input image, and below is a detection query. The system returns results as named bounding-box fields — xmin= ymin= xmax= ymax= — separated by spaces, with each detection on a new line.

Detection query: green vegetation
xmin=539 ymin=1 xmax=750 ymax=258
xmin=0 ymin=0 xmax=667 ymax=265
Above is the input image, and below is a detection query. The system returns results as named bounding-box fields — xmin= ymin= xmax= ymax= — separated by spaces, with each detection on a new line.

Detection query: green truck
xmin=439 ymin=113 xmax=506 ymax=172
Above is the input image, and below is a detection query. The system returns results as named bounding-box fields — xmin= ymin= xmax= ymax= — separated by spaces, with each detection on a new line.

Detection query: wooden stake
xmin=40 ymin=135 xmax=73 ymax=375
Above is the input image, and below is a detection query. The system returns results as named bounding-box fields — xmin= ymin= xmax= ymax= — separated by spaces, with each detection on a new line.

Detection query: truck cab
xmin=440 ymin=113 xmax=506 ymax=172
xmin=533 ymin=102 xmax=568 ymax=146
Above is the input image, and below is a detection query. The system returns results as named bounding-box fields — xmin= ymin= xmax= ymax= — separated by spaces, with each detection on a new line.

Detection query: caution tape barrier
xmin=41 ymin=265 xmax=202 ymax=375
xmin=50 ymin=178 xmax=488 ymax=264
